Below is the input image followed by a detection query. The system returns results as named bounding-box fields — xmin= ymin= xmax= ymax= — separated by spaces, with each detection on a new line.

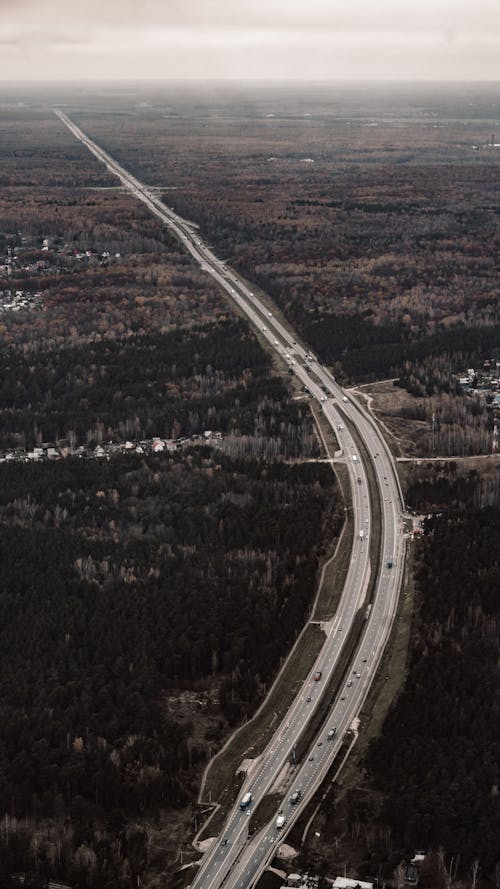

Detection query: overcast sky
xmin=1 ymin=0 xmax=499 ymax=82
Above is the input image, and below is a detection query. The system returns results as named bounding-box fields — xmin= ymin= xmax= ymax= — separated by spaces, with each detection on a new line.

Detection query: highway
xmin=54 ymin=110 xmax=406 ymax=889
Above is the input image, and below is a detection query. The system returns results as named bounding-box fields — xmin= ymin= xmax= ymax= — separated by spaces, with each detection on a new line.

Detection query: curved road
xmin=53 ymin=110 xmax=406 ymax=889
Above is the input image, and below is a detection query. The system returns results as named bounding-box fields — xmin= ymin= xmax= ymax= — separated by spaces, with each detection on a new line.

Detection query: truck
xmin=359 ymin=529 xmax=365 ymax=540
xmin=352 ymin=454 xmax=358 ymax=462
xmin=240 ymin=791 xmax=252 ymax=810
xmin=342 ymin=395 xmax=348 ymax=402
xmin=276 ymin=813 xmax=286 ymax=829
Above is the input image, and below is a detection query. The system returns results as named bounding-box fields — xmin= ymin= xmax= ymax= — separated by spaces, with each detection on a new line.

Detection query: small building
xmin=333 ymin=879 xmax=373 ymax=889
xmin=411 ymin=852 xmax=426 ymax=866
xmin=405 ymin=864 xmax=419 ymax=885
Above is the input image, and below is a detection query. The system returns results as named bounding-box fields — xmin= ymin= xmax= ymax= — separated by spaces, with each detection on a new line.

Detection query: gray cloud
xmin=0 ymin=0 xmax=498 ymax=80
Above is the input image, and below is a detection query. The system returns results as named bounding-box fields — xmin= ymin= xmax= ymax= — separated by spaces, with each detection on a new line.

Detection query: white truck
xmin=276 ymin=813 xmax=286 ymax=829
xmin=240 ymin=791 xmax=252 ymax=810
xmin=359 ymin=529 xmax=365 ymax=540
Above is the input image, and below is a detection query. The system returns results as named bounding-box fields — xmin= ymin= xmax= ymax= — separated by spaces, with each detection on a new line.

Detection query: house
xmin=333 ymin=879 xmax=373 ymax=889
xmin=411 ymin=852 xmax=426 ymax=866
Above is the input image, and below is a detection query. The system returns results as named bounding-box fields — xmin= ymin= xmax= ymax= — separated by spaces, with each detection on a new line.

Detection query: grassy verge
xmin=292 ymin=540 xmax=416 ymax=870
xmin=250 ymin=793 xmax=284 ymax=837
xmin=309 ymin=405 xmax=353 ymax=623
xmin=198 ymin=404 xmax=353 ymax=822
xmin=201 ymin=623 xmax=326 ymax=807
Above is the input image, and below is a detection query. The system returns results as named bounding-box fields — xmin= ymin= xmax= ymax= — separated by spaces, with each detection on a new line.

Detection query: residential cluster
xmin=281 ymin=876 xmax=373 ymax=889
xmin=281 ymin=854 xmax=427 ymax=889
xmin=0 ymin=234 xmax=122 ymax=279
xmin=0 ymin=431 xmax=223 ymax=465
xmin=0 ymin=288 xmax=44 ymax=312
xmin=454 ymin=359 xmax=500 ymax=410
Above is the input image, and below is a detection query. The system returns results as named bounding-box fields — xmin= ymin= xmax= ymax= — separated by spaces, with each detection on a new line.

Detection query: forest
xmin=0 ymin=318 xmax=318 ymax=453
xmin=0 ymin=93 xmax=499 ymax=886
xmin=0 ymin=445 xmax=340 ymax=887
xmin=321 ymin=508 xmax=500 ymax=884
xmin=71 ymin=97 xmax=499 ymax=390
xmin=0 ymin=107 xmax=341 ymax=886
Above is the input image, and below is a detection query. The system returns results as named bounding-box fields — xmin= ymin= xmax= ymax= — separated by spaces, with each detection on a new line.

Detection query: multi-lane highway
xmin=54 ymin=110 xmax=405 ymax=889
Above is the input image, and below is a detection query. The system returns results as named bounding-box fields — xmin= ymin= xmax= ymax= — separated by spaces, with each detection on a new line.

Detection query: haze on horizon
xmin=0 ymin=0 xmax=499 ymax=84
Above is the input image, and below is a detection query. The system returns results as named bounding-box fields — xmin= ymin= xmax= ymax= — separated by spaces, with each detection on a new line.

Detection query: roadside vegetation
xmin=306 ymin=509 xmax=500 ymax=887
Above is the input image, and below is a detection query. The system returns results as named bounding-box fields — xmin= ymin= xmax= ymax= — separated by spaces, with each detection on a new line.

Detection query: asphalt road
xmin=54 ymin=110 xmax=406 ymax=889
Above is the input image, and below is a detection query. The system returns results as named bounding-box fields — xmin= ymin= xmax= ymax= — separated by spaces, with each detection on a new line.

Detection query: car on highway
xmin=290 ymin=790 xmax=302 ymax=804
xmin=317 ymin=741 xmax=323 ymax=746
xmin=314 ymin=670 xmax=322 ymax=681
xmin=61 ymin=115 xmax=402 ymax=889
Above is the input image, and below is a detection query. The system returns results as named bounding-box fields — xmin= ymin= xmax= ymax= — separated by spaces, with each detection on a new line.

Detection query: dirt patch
xmin=275 ymin=843 xmax=299 ymax=860
xmin=354 ymin=379 xmax=429 ymax=457
xmin=165 ymin=687 xmax=222 ymax=747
